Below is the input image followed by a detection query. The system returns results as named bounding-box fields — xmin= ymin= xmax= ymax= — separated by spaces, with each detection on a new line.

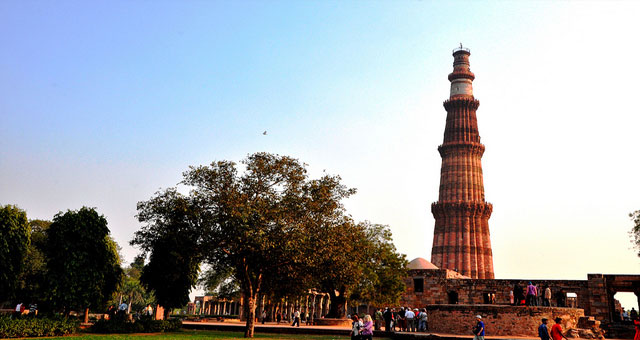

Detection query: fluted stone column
xmin=323 ymin=294 xmax=330 ymax=317
xmin=431 ymin=46 xmax=494 ymax=279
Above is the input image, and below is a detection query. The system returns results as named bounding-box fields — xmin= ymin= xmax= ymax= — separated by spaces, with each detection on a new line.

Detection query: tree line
xmin=1 ymin=152 xmax=408 ymax=338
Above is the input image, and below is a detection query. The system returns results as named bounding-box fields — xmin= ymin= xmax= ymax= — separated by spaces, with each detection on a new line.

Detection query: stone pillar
xmin=311 ymin=294 xmax=317 ymax=323
xmin=323 ymin=294 xmax=330 ymax=317
xmin=316 ymin=295 xmax=323 ymax=318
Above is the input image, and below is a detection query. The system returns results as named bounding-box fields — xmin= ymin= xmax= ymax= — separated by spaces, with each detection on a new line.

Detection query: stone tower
xmin=430 ymin=46 xmax=494 ymax=279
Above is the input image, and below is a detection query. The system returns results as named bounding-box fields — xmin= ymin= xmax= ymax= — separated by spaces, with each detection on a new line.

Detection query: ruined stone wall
xmin=401 ymin=269 xmax=590 ymax=309
xmin=426 ymin=305 xmax=584 ymax=337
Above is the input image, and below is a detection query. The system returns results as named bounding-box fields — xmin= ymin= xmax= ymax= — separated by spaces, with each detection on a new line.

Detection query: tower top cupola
xmin=448 ymin=44 xmax=475 ymax=98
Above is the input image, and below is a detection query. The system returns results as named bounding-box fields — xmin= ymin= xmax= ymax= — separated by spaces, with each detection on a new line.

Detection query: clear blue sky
xmin=2 ymin=1 xmax=639 ymax=308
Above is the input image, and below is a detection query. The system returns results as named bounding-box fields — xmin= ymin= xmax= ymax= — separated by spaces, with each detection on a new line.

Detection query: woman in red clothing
xmin=550 ymin=318 xmax=568 ymax=340
xmin=633 ymin=316 xmax=640 ymax=340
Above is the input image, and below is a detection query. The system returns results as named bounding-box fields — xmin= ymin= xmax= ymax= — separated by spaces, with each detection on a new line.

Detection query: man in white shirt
xmin=292 ymin=310 xmax=301 ymax=327
xmin=405 ymin=307 xmax=416 ymax=332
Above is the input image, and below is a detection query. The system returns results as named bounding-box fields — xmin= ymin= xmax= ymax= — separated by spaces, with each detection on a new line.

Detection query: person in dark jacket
xmin=538 ymin=318 xmax=551 ymax=340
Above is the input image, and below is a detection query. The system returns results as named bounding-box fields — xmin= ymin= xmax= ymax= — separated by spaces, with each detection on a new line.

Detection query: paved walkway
xmin=182 ymin=320 xmax=545 ymax=340
xmin=183 ymin=320 xmax=628 ymax=340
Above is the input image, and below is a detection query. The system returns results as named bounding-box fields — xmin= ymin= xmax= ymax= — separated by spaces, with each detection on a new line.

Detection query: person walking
xmin=398 ymin=307 xmax=406 ymax=331
xmin=550 ymin=317 xmax=569 ymax=340
xmin=405 ymin=307 xmax=415 ymax=332
xmin=383 ymin=307 xmax=393 ymax=332
xmin=538 ymin=318 xmax=551 ymax=340
xmin=261 ymin=310 xmax=266 ymax=324
xmin=276 ymin=311 xmax=281 ymax=324
xmin=527 ymin=282 xmax=538 ymax=306
xmin=544 ymin=287 xmax=552 ymax=307
xmin=291 ymin=310 xmax=300 ymax=327
xmin=351 ymin=314 xmax=363 ymax=340
xmin=374 ymin=308 xmax=383 ymax=331
xmin=514 ymin=283 xmax=522 ymax=306
xmin=361 ymin=315 xmax=374 ymax=340
xmin=473 ymin=315 xmax=485 ymax=340
xmin=633 ymin=315 xmax=640 ymax=340
xmin=418 ymin=308 xmax=428 ymax=332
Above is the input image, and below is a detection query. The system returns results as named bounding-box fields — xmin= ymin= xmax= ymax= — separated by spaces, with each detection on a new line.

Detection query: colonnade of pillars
xmin=194 ymin=291 xmax=335 ymax=322
xmin=200 ymin=300 xmax=242 ymax=316
xmin=255 ymin=292 xmax=332 ymax=323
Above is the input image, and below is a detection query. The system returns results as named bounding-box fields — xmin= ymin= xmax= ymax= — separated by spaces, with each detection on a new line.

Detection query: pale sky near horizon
xmin=1 ymin=1 xmax=639 ymax=309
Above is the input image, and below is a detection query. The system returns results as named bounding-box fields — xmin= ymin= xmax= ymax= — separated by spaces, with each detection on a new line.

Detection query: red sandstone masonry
xmin=431 ymin=48 xmax=494 ymax=279
xmin=426 ymin=305 xmax=584 ymax=337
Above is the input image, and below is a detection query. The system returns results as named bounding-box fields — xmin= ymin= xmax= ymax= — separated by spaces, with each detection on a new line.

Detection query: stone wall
xmin=401 ymin=269 xmax=590 ymax=310
xmin=426 ymin=304 xmax=584 ymax=337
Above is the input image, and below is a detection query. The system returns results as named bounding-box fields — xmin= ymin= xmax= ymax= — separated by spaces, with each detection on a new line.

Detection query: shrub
xmin=89 ymin=315 xmax=182 ymax=334
xmin=0 ymin=316 xmax=79 ymax=338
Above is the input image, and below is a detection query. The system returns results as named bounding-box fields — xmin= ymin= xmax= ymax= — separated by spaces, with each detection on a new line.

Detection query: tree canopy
xmin=17 ymin=219 xmax=51 ymax=306
xmin=132 ymin=188 xmax=202 ymax=317
xmin=630 ymin=210 xmax=640 ymax=257
xmin=0 ymin=204 xmax=30 ymax=303
xmin=131 ymin=152 xmax=407 ymax=337
xmin=45 ymin=207 xmax=123 ymax=314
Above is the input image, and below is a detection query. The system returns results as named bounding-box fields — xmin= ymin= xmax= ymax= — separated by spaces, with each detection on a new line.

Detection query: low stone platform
xmin=313 ymin=317 xmax=352 ymax=327
xmin=426 ymin=304 xmax=586 ymax=337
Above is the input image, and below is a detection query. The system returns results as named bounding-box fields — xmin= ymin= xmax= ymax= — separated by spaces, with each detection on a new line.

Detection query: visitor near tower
xmin=550 ymin=318 xmax=569 ymax=340
xmin=538 ymin=318 xmax=551 ymax=340
xmin=527 ymin=282 xmax=538 ymax=306
xmin=473 ymin=315 xmax=485 ymax=340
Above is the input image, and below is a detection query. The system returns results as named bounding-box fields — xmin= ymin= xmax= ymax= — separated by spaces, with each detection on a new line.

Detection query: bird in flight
xmin=263 ymin=131 xmax=267 ymax=135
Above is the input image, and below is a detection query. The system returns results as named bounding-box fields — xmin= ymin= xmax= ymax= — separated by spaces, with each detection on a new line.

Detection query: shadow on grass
xmin=22 ymin=329 xmax=393 ymax=340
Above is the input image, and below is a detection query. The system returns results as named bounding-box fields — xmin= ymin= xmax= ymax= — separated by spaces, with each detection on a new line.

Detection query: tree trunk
xmin=244 ymin=292 xmax=258 ymax=338
xmin=127 ymin=295 xmax=132 ymax=314
xmin=326 ymin=290 xmax=347 ymax=318
xmin=84 ymin=308 xmax=89 ymax=324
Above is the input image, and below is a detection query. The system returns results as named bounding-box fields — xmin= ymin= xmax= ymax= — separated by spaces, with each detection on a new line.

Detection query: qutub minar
xmin=430 ymin=46 xmax=494 ymax=279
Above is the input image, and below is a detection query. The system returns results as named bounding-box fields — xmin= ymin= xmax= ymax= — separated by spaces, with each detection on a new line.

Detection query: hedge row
xmin=90 ymin=317 xmax=182 ymax=333
xmin=0 ymin=316 xmax=79 ymax=338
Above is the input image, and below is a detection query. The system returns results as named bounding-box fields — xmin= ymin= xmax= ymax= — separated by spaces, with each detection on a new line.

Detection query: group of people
xmin=512 ymin=282 xmax=557 ymax=307
xmin=538 ymin=317 xmax=569 ymax=340
xmin=13 ymin=302 xmax=38 ymax=318
xmin=350 ymin=314 xmax=374 ymax=340
xmin=379 ymin=306 xmax=428 ymax=332
xmin=620 ymin=307 xmax=638 ymax=322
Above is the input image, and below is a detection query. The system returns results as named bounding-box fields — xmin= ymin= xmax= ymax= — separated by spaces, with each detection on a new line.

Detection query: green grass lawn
xmin=22 ymin=329 xmax=391 ymax=340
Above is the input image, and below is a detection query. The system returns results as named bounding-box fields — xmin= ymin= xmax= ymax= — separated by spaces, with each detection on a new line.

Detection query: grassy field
xmin=22 ymin=329 xmax=391 ymax=340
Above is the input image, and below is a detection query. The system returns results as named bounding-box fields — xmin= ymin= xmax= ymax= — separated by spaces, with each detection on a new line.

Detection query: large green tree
xmin=133 ymin=189 xmax=202 ymax=318
xmin=0 ymin=204 xmax=30 ymax=304
xmin=132 ymin=153 xmax=408 ymax=336
xmin=133 ymin=153 xmax=356 ymax=337
xmin=45 ymin=207 xmax=123 ymax=315
xmin=182 ymin=153 xmax=312 ymax=337
xmin=17 ymin=219 xmax=51 ymax=307
xmin=348 ymin=223 xmax=408 ymax=308
xmin=630 ymin=210 xmax=640 ymax=257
